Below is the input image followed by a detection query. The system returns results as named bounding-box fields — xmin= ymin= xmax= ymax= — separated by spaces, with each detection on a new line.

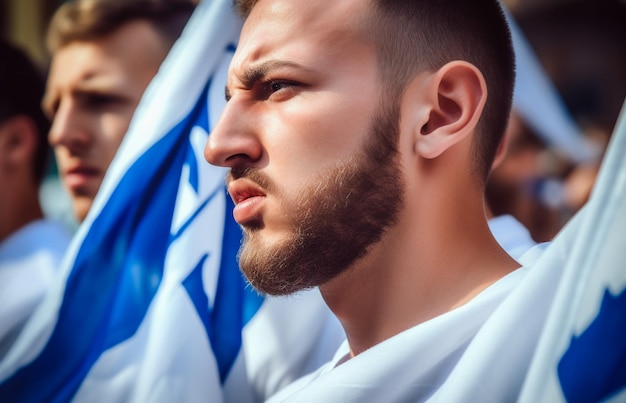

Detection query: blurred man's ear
xmin=0 ymin=115 xmax=38 ymax=172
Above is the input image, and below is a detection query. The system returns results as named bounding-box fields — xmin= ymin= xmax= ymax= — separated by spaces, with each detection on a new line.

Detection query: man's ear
xmin=412 ymin=61 xmax=487 ymax=159
xmin=0 ymin=115 xmax=38 ymax=170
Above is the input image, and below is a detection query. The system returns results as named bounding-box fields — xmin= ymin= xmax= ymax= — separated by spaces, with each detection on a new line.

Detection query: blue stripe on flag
xmin=0 ymin=122 xmax=186 ymax=402
xmin=558 ymin=287 xmax=626 ymax=402
xmin=187 ymin=141 xmax=200 ymax=193
xmin=182 ymin=253 xmax=212 ymax=341
xmin=182 ymin=196 xmax=263 ymax=383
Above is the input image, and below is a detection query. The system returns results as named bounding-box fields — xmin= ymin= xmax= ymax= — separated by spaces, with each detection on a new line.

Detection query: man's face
xmin=205 ymin=0 xmax=404 ymax=295
xmin=44 ymin=21 xmax=168 ymax=221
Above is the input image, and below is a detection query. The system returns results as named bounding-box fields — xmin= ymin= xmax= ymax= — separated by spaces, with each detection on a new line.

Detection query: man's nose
xmin=48 ymin=101 xmax=91 ymax=153
xmin=204 ymin=98 xmax=263 ymax=168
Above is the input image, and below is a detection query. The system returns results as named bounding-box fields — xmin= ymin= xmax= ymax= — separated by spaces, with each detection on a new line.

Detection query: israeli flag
xmin=519 ymin=101 xmax=626 ymax=403
xmin=0 ymin=1 xmax=343 ymax=402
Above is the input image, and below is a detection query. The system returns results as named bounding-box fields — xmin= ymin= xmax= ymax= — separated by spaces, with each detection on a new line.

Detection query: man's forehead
xmin=234 ymin=0 xmax=369 ymax=69
xmin=242 ymin=0 xmax=366 ymax=37
xmin=49 ymin=45 xmax=123 ymax=83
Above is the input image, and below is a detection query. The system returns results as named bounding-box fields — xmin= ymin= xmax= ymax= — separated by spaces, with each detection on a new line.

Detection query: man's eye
xmin=80 ymin=93 xmax=122 ymax=109
xmin=264 ymin=80 xmax=291 ymax=94
xmin=270 ymin=81 xmax=288 ymax=92
xmin=259 ymin=80 xmax=299 ymax=101
xmin=90 ymin=94 xmax=116 ymax=106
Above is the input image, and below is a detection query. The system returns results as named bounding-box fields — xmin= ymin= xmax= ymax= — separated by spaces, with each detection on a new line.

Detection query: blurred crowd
xmin=488 ymin=0 xmax=625 ymax=242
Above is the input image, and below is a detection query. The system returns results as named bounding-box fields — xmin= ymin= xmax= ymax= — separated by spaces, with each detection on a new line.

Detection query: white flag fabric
xmin=519 ymin=101 xmax=626 ymax=403
xmin=0 ymin=1 xmax=343 ymax=401
xmin=265 ymin=100 xmax=626 ymax=402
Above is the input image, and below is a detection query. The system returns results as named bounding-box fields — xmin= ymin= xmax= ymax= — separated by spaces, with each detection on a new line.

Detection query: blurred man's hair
xmin=0 ymin=41 xmax=51 ymax=184
xmin=47 ymin=0 xmax=197 ymax=53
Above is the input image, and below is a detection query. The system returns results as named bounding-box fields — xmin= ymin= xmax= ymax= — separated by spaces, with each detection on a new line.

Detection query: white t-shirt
xmin=267 ymin=268 xmax=528 ymax=402
xmin=0 ymin=219 xmax=71 ymax=356
xmin=488 ymin=214 xmax=537 ymax=261
xmin=489 ymin=214 xmax=551 ymax=267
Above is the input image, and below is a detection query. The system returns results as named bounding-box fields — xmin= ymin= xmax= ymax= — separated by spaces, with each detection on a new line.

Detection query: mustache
xmin=228 ymin=167 xmax=275 ymax=193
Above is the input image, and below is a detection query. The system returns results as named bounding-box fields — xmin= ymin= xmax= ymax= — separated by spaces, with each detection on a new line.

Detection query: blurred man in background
xmin=43 ymin=0 xmax=196 ymax=222
xmin=486 ymin=9 xmax=602 ymax=261
xmin=0 ymin=40 xmax=71 ymax=356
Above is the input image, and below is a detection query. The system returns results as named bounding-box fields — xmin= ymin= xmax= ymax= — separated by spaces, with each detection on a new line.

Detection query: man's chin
xmin=243 ymin=272 xmax=315 ymax=297
xmin=71 ymin=196 xmax=95 ymax=223
xmin=238 ymin=247 xmax=317 ymax=296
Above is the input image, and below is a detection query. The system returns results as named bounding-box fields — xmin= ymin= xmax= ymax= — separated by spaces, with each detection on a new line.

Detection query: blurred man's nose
xmin=48 ymin=101 xmax=91 ymax=152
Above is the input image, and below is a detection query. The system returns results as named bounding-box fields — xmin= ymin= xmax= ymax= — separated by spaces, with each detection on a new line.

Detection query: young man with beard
xmin=205 ymin=0 xmax=538 ymax=400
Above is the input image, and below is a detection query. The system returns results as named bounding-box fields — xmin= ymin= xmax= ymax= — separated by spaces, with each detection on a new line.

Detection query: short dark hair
xmin=363 ymin=0 xmax=515 ymax=183
xmin=47 ymin=0 xmax=197 ymax=53
xmin=234 ymin=0 xmax=515 ymax=184
xmin=0 ymin=41 xmax=51 ymax=184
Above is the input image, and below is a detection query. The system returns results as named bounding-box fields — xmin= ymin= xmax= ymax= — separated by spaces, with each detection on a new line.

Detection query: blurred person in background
xmin=43 ymin=0 xmax=196 ymax=222
xmin=486 ymin=113 xmax=541 ymax=261
xmin=486 ymin=9 xmax=603 ymax=258
xmin=0 ymin=40 xmax=71 ymax=356
xmin=487 ymin=112 xmax=565 ymax=246
xmin=487 ymin=108 xmax=602 ymax=247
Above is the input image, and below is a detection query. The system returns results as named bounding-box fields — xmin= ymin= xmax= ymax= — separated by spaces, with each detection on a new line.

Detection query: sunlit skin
xmin=205 ymin=0 xmax=519 ymax=357
xmin=44 ymin=21 xmax=169 ymax=221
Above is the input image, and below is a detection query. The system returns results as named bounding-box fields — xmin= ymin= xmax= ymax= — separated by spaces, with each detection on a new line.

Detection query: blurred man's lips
xmin=63 ymin=166 xmax=101 ymax=191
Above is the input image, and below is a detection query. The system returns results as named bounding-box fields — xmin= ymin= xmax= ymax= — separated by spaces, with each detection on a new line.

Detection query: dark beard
xmin=237 ymin=109 xmax=404 ymax=296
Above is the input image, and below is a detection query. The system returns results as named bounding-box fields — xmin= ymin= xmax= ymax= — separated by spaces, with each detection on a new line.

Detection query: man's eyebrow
xmin=242 ymin=60 xmax=302 ymax=86
xmin=225 ymin=60 xmax=305 ymax=101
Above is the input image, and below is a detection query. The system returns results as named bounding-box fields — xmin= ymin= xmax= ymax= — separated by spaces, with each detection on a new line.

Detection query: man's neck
xmin=319 ymin=190 xmax=520 ymax=358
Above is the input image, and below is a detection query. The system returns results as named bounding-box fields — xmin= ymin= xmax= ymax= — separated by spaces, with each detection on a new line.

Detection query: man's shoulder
xmin=0 ymin=219 xmax=71 ymax=265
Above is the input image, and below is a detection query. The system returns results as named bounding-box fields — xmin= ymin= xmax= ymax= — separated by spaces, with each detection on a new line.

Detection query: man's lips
xmin=228 ymin=179 xmax=267 ymax=225
xmin=63 ymin=165 xmax=102 ymax=190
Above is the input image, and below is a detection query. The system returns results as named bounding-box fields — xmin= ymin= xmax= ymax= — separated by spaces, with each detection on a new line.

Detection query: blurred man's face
xmin=44 ymin=20 xmax=168 ymax=221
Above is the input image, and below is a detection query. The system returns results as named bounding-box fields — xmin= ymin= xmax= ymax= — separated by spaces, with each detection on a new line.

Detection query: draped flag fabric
xmin=0 ymin=1 xmax=343 ymax=402
xmin=519 ymin=102 xmax=626 ymax=403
